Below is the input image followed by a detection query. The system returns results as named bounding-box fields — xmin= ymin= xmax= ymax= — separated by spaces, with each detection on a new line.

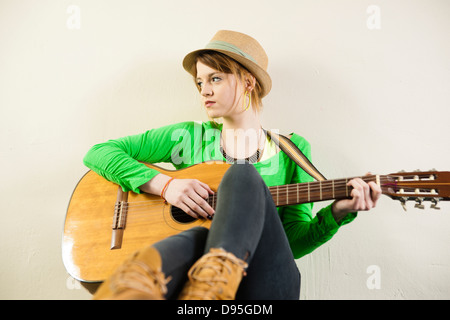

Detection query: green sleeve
xmin=280 ymin=136 xmax=357 ymax=259
xmin=83 ymin=122 xmax=196 ymax=193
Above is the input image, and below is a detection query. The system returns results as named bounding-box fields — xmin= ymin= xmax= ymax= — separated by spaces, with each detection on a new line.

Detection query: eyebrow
xmin=196 ymin=72 xmax=222 ymax=81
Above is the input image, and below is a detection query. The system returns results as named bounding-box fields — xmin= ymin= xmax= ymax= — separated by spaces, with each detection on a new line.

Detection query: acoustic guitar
xmin=63 ymin=162 xmax=450 ymax=282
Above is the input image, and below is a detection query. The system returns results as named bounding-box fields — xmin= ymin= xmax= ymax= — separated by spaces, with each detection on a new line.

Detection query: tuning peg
xmin=414 ymin=198 xmax=425 ymax=210
xmin=400 ymin=197 xmax=408 ymax=211
xmin=431 ymin=198 xmax=441 ymax=210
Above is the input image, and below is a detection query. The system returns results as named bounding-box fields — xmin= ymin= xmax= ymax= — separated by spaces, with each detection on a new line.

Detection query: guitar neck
xmin=268 ymin=175 xmax=383 ymax=207
xmin=205 ymin=175 xmax=384 ymax=209
xmin=204 ymin=169 xmax=450 ymax=209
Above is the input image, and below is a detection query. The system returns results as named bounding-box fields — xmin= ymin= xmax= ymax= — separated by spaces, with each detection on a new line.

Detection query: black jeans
xmin=152 ymin=163 xmax=301 ymax=300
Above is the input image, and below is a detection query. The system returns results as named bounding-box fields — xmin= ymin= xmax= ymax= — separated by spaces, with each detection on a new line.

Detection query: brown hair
xmin=193 ymin=51 xmax=263 ymax=112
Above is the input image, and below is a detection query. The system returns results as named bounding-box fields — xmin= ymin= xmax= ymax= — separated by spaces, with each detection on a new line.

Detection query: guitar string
xmin=108 ymin=174 xmax=433 ymax=210
xmin=109 ymin=176 xmax=438 ymax=224
xmin=116 ymin=182 xmax=402 ymax=222
xmin=115 ymin=176 xmax=399 ymax=211
xmin=125 ymin=210 xmax=201 ymax=223
xmin=118 ymin=177 xmax=399 ymax=214
xmin=123 ymin=187 xmax=367 ymax=224
xmin=120 ymin=183 xmax=427 ymax=213
xmin=119 ymin=175 xmax=390 ymax=209
xmin=119 ymin=203 xmax=209 ymax=222
xmin=135 ymin=194 xmax=440 ymax=221
xmin=122 ymin=192 xmax=435 ymax=223
xmin=124 ymin=185 xmax=425 ymax=221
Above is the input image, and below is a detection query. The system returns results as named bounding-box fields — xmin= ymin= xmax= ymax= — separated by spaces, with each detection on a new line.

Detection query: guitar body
xmin=63 ymin=162 xmax=230 ymax=283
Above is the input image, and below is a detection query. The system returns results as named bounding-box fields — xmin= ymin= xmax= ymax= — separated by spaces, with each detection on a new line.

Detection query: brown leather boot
xmin=178 ymin=248 xmax=248 ymax=300
xmin=93 ymin=246 xmax=170 ymax=300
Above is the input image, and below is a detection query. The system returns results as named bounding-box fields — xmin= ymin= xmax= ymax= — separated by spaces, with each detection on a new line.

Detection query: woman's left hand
xmin=331 ymin=174 xmax=382 ymax=223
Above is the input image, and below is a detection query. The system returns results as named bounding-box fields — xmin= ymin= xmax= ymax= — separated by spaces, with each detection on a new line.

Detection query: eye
xmin=212 ymin=76 xmax=222 ymax=82
xmin=196 ymin=81 xmax=203 ymax=88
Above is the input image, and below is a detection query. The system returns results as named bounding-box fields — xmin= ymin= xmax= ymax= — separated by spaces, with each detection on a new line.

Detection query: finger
xmin=177 ymin=201 xmax=200 ymax=219
xmin=368 ymin=181 xmax=382 ymax=205
xmin=357 ymin=178 xmax=376 ymax=210
xmin=190 ymin=183 xmax=215 ymax=215
xmin=198 ymin=180 xmax=215 ymax=195
xmin=368 ymin=181 xmax=381 ymax=198
xmin=354 ymin=178 xmax=373 ymax=209
xmin=348 ymin=179 xmax=366 ymax=210
xmin=184 ymin=196 xmax=212 ymax=219
xmin=349 ymin=189 xmax=361 ymax=210
xmin=363 ymin=181 xmax=374 ymax=210
xmin=189 ymin=191 xmax=215 ymax=216
xmin=192 ymin=182 xmax=211 ymax=200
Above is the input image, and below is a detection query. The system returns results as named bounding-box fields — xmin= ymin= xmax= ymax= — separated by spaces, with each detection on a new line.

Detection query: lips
xmin=205 ymin=101 xmax=215 ymax=108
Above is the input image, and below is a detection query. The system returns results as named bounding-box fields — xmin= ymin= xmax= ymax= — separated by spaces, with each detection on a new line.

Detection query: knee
xmin=219 ymin=163 xmax=266 ymax=195
xmin=178 ymin=227 xmax=209 ymax=243
xmin=222 ymin=163 xmax=263 ymax=187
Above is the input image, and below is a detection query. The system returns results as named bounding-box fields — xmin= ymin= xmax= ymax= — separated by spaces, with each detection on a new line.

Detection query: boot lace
xmin=110 ymin=259 xmax=171 ymax=298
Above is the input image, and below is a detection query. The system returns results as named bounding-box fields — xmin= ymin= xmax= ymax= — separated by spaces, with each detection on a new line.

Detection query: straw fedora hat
xmin=183 ymin=30 xmax=272 ymax=97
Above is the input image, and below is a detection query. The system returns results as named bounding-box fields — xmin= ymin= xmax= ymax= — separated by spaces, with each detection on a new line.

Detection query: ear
xmin=244 ymin=74 xmax=256 ymax=92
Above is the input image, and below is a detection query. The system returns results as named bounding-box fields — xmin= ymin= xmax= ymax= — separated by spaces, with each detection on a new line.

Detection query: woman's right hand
xmin=140 ymin=174 xmax=215 ymax=219
xmin=163 ymin=178 xmax=215 ymax=219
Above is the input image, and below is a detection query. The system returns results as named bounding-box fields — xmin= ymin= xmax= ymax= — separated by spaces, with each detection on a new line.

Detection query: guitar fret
xmin=332 ymin=180 xmax=335 ymax=199
xmin=320 ymin=181 xmax=322 ymax=200
xmin=276 ymin=186 xmax=279 ymax=206
xmin=286 ymin=185 xmax=289 ymax=205
xmin=308 ymin=183 xmax=310 ymax=202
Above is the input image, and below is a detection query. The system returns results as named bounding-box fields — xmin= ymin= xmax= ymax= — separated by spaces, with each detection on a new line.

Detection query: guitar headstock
xmin=382 ymin=170 xmax=450 ymax=211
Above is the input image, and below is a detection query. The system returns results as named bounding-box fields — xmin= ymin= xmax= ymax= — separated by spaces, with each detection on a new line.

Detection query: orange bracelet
xmin=161 ymin=177 xmax=175 ymax=203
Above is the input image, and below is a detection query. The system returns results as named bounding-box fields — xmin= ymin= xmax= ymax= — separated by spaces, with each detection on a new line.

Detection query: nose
xmin=201 ymin=83 xmax=213 ymax=97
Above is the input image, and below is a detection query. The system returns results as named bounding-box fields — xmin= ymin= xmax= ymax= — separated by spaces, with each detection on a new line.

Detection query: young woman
xmin=87 ymin=30 xmax=382 ymax=300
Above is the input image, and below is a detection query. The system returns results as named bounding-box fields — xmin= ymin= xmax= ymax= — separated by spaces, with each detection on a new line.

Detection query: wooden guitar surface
xmin=63 ymin=161 xmax=449 ymax=283
xmin=63 ymin=162 xmax=230 ymax=283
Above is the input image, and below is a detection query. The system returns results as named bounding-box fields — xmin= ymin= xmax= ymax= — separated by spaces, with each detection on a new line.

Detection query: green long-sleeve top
xmin=83 ymin=121 xmax=356 ymax=259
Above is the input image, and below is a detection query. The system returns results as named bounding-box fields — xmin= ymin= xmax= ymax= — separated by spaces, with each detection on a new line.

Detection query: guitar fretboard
xmin=206 ymin=175 xmax=388 ymax=208
xmin=269 ymin=175 xmax=388 ymax=206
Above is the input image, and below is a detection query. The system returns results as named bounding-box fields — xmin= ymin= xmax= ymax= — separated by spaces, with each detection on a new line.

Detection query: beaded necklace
xmin=220 ymin=129 xmax=266 ymax=164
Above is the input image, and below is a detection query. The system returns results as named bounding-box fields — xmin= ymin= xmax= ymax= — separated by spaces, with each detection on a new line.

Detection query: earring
xmin=243 ymin=91 xmax=252 ymax=111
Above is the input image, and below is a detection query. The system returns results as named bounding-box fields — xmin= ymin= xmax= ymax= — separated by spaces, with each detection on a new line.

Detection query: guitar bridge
xmin=111 ymin=187 xmax=128 ymax=250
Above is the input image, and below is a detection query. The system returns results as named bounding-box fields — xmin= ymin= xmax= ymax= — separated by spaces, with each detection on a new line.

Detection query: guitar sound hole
xmin=170 ymin=206 xmax=197 ymax=223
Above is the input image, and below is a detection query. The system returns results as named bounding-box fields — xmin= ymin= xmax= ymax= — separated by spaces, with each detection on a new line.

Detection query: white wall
xmin=1 ymin=0 xmax=449 ymax=299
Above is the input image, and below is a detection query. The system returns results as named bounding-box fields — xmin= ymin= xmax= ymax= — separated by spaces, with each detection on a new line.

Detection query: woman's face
xmin=195 ymin=61 xmax=245 ymax=119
